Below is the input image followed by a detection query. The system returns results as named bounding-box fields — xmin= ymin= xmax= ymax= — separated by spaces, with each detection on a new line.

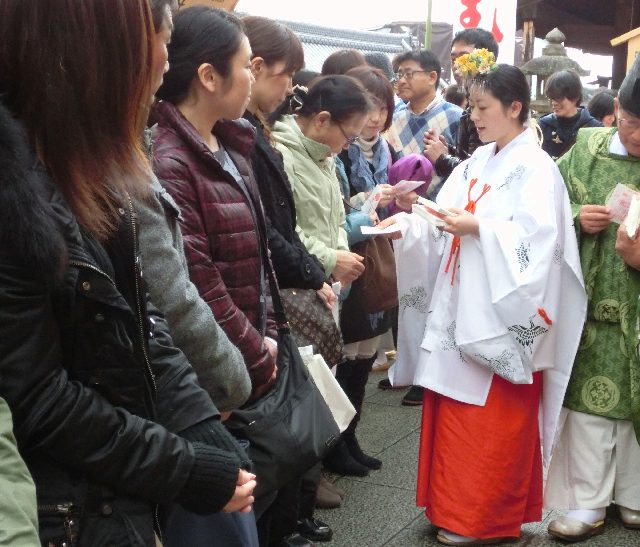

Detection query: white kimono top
xmin=391 ymin=129 xmax=587 ymax=465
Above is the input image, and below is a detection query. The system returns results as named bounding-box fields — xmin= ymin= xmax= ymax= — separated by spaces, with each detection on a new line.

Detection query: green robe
xmin=558 ymin=127 xmax=640 ymax=441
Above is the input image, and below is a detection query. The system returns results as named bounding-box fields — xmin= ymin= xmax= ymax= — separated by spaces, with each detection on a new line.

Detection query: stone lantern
xmin=520 ymin=28 xmax=589 ymax=116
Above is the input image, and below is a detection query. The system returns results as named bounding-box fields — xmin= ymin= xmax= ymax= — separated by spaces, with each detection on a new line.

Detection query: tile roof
xmin=279 ymin=19 xmax=413 ymax=72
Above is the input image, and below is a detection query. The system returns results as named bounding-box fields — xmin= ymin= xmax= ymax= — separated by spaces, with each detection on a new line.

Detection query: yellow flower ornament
xmin=454 ymin=48 xmax=498 ymax=79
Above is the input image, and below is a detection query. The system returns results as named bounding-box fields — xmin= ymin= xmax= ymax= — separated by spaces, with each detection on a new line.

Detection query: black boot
xmin=342 ymin=356 xmax=382 ymax=470
xmin=323 ymin=437 xmax=369 ymax=476
xmin=344 ymin=433 xmax=381 ymax=470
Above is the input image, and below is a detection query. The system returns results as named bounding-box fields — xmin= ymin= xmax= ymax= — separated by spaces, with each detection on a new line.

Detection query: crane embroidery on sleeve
xmin=516 ymin=242 xmax=531 ymax=273
xmin=507 ymin=308 xmax=553 ymax=353
xmin=474 ymin=350 xmax=516 ymax=380
xmin=441 ymin=320 xmax=467 ymax=363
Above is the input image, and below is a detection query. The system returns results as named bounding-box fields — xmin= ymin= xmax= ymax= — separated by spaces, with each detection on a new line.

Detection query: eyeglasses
xmin=394 ymin=69 xmax=427 ymax=81
xmin=618 ymin=117 xmax=640 ymax=132
xmin=336 ymin=122 xmax=359 ymax=144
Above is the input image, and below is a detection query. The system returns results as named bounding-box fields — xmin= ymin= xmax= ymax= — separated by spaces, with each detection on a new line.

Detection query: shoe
xmin=402 ymin=385 xmax=424 ymax=406
xmin=436 ymin=530 xmax=515 ymax=545
xmin=323 ymin=439 xmax=369 ymax=477
xmin=547 ymin=516 xmax=605 ymax=542
xmin=344 ymin=435 xmax=382 ymax=470
xmin=377 ymin=378 xmax=405 ymax=390
xmin=296 ymin=518 xmax=333 ymax=543
xmin=372 ymin=349 xmax=390 ymax=372
xmin=314 ymin=480 xmax=341 ymax=509
xmin=619 ymin=506 xmax=640 ymax=529
xmin=319 ymin=475 xmax=345 ymax=499
xmin=279 ymin=532 xmax=314 ymax=547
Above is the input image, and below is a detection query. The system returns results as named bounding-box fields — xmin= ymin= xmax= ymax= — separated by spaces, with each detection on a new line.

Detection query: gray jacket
xmin=136 ymin=175 xmax=251 ymax=410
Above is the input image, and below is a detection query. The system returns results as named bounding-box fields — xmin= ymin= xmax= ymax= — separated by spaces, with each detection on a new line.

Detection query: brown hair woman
xmin=0 ymin=1 xmax=254 ymax=545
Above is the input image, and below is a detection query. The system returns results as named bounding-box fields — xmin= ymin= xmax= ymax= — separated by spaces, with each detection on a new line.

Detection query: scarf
xmin=347 ymin=136 xmax=390 ymax=193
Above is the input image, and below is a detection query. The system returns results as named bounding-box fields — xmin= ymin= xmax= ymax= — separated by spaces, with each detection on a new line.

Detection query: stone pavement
xmin=315 ymin=369 xmax=639 ymax=547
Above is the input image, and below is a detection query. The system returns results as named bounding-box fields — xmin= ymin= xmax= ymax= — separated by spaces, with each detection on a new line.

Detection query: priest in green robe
xmin=545 ymin=56 xmax=640 ymax=542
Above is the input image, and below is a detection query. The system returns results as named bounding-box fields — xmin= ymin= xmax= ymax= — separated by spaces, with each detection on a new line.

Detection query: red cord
xmin=444 ymin=178 xmax=491 ymax=285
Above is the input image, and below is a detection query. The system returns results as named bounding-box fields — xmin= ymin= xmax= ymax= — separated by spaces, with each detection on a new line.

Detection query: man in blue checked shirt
xmin=389 ymin=49 xmax=463 ymax=198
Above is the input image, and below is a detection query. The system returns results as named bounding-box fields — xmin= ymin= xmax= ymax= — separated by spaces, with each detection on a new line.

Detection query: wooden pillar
xmin=523 ymin=19 xmax=535 ymax=64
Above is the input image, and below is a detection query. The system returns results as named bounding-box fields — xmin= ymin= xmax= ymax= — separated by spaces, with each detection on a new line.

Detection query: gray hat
xmin=364 ymin=52 xmax=394 ymax=81
xmin=619 ymin=54 xmax=640 ymax=117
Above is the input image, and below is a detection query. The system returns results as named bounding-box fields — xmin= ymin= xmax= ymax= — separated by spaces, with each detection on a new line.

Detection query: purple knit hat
xmin=387 ymin=154 xmax=433 ymax=215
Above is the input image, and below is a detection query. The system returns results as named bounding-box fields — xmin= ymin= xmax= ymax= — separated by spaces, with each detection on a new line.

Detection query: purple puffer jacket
xmin=151 ymin=100 xmax=277 ymax=399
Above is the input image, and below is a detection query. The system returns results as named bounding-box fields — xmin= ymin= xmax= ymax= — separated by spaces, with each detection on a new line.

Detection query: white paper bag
xmin=305 ymin=354 xmax=355 ymax=433
xmin=330 ymin=281 xmax=341 ymax=326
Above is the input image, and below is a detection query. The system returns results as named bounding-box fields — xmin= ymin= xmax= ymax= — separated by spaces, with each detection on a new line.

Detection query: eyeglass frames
xmin=618 ymin=117 xmax=640 ymax=132
xmin=336 ymin=122 xmax=359 ymax=144
xmin=393 ymin=69 xmax=427 ymax=81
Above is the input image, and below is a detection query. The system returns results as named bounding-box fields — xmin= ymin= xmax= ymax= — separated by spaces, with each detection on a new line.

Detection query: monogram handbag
xmin=350 ymin=236 xmax=398 ymax=314
xmin=280 ymin=288 xmax=344 ymax=367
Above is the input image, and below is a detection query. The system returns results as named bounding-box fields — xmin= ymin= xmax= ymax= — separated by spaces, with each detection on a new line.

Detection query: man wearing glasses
xmin=388 ymin=49 xmax=463 ymax=199
xmin=423 ymin=29 xmax=499 ymax=182
xmin=544 ymin=55 xmax=640 ymax=542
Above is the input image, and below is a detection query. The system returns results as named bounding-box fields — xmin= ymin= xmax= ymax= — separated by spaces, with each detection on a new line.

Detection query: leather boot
xmin=314 ymin=479 xmax=341 ymax=509
xmin=323 ymin=437 xmax=369 ymax=476
xmin=319 ymin=476 xmax=345 ymax=499
xmin=342 ymin=356 xmax=382 ymax=470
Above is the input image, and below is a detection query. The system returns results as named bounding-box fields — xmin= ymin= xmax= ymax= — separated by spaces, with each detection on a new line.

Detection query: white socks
xmin=565 ymin=508 xmax=606 ymax=524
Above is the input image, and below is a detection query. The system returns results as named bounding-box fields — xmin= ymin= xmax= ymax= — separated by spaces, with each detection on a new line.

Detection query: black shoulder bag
xmin=224 ymin=159 xmax=340 ymax=497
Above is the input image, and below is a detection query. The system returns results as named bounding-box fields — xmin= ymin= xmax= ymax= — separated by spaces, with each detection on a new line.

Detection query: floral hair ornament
xmin=454 ymin=48 xmax=498 ymax=79
xmin=289 ymin=84 xmax=308 ymax=113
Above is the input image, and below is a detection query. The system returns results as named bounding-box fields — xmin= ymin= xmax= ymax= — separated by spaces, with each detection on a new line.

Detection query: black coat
xmin=243 ymin=111 xmax=326 ymax=290
xmin=0 ymin=103 xmax=249 ymax=546
xmin=539 ymin=107 xmax=602 ymax=159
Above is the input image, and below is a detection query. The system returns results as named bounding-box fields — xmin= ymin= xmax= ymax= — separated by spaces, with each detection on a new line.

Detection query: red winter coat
xmin=151 ymin=100 xmax=277 ymax=398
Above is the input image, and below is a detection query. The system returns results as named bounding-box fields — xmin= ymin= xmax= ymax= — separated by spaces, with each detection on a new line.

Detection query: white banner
xmin=432 ymin=0 xmax=518 ymax=64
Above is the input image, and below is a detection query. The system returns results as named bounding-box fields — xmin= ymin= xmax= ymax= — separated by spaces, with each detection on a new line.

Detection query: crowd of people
xmin=0 ymin=1 xmax=639 ymax=546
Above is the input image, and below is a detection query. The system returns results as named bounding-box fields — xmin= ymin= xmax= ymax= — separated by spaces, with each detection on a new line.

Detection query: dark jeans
xmin=161 ymin=505 xmax=259 ymax=547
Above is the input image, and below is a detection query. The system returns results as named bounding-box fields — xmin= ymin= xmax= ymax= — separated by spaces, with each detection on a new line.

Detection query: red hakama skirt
xmin=416 ymin=373 xmax=543 ymax=539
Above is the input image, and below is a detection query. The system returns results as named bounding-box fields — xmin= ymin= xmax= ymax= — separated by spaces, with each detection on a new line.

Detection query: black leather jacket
xmin=0 ymin=104 xmax=249 ymax=546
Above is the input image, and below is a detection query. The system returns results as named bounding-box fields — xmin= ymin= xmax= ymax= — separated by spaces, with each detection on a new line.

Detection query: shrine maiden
xmin=383 ymin=59 xmax=586 ymax=545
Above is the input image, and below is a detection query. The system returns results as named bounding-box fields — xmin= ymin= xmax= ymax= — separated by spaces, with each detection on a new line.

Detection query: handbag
xmin=225 ymin=330 xmax=340 ymax=497
xmin=350 ymin=236 xmax=398 ymax=314
xmin=225 ymin=186 xmax=340 ymax=498
xmin=280 ymin=288 xmax=344 ymax=367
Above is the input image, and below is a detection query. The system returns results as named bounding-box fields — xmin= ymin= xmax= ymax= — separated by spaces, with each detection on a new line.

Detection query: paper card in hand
xmin=606 ymin=183 xmax=640 ymax=224
xmin=412 ymin=197 xmax=453 ymax=227
xmin=360 ymin=186 xmax=383 ymax=215
xmin=626 ymin=194 xmax=640 ymax=239
xmin=394 ymin=179 xmax=427 ymax=195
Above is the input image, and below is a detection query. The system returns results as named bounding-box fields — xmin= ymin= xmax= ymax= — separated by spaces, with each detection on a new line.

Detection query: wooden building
xmin=611 ymin=27 xmax=640 ymax=73
xmin=517 ymin=0 xmax=640 ymax=87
